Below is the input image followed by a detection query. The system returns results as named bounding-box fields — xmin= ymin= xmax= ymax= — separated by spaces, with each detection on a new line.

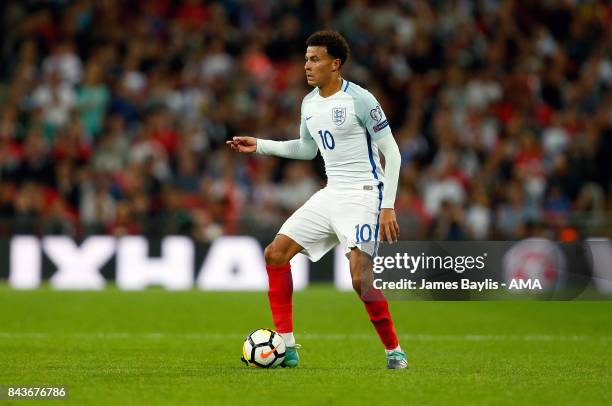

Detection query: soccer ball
xmin=241 ymin=328 xmax=286 ymax=368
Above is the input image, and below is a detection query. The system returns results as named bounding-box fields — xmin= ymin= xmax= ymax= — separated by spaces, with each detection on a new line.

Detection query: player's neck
xmin=318 ymin=76 xmax=343 ymax=98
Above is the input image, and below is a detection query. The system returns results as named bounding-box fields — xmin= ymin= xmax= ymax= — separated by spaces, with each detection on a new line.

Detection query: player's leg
xmin=263 ymin=234 xmax=303 ymax=368
xmin=267 ymin=188 xmax=338 ymax=367
xmin=348 ymin=248 xmax=408 ymax=369
xmin=263 ymin=234 xmax=303 ymax=338
xmin=330 ymin=185 xmax=407 ymax=368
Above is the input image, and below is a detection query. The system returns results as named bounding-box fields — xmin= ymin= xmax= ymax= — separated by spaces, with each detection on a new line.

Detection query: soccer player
xmin=227 ymin=30 xmax=407 ymax=369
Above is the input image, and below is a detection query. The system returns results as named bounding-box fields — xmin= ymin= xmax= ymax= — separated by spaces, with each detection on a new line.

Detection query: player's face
xmin=304 ymin=46 xmax=339 ymax=87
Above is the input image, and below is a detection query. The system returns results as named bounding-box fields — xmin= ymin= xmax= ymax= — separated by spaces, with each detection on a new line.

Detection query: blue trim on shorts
xmin=374 ymin=183 xmax=383 ymax=255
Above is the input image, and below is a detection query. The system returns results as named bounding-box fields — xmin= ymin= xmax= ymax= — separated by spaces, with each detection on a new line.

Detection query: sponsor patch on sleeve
xmin=373 ymin=120 xmax=389 ymax=133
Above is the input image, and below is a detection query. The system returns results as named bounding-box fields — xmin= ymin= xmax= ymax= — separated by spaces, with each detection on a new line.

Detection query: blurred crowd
xmin=0 ymin=0 xmax=611 ymax=241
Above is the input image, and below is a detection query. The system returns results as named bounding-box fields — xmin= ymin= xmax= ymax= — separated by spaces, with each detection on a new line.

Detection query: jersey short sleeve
xmin=354 ymin=90 xmax=392 ymax=139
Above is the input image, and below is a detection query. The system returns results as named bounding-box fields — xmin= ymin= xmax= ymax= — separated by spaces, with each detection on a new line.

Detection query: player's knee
xmin=350 ymin=263 xmax=363 ymax=294
xmin=351 ymin=274 xmax=363 ymax=295
xmin=350 ymin=250 xmax=376 ymax=296
xmin=264 ymin=242 xmax=289 ymax=265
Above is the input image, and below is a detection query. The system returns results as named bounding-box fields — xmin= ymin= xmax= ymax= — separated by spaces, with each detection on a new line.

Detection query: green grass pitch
xmin=0 ymin=285 xmax=610 ymax=405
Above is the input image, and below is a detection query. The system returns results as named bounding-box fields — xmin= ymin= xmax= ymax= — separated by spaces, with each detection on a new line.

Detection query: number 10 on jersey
xmin=355 ymin=224 xmax=373 ymax=243
xmin=318 ymin=130 xmax=335 ymax=150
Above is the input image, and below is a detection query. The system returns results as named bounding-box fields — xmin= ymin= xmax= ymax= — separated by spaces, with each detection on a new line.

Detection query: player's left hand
xmin=379 ymin=208 xmax=400 ymax=243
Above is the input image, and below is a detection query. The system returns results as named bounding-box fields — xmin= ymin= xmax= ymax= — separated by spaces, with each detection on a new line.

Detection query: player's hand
xmin=379 ymin=208 xmax=400 ymax=243
xmin=226 ymin=136 xmax=257 ymax=153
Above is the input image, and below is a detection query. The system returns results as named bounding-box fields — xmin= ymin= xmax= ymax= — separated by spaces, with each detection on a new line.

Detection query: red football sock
xmin=266 ymin=263 xmax=293 ymax=333
xmin=361 ymin=288 xmax=399 ymax=350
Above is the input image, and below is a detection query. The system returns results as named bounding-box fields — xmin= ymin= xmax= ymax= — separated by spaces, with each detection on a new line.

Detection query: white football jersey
xmin=301 ymin=79 xmax=393 ymax=188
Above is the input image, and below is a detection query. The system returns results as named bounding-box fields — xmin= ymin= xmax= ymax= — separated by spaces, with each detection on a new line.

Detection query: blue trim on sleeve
xmin=365 ymin=129 xmax=379 ymax=180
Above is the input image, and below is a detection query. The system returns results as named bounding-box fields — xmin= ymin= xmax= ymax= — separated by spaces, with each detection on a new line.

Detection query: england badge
xmin=332 ymin=107 xmax=346 ymax=126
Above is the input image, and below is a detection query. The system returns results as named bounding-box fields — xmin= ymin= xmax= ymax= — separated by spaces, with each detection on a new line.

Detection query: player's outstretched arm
xmin=374 ymin=134 xmax=402 ymax=243
xmin=227 ymin=133 xmax=317 ymax=160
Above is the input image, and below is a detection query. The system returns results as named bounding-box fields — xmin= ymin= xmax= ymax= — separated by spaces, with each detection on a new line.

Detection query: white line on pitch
xmin=0 ymin=332 xmax=609 ymax=341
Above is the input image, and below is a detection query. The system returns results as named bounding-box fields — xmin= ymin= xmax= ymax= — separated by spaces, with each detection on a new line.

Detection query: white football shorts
xmin=278 ymin=184 xmax=382 ymax=261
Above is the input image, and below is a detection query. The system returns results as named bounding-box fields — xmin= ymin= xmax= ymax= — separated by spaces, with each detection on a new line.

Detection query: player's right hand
xmin=226 ymin=136 xmax=257 ymax=153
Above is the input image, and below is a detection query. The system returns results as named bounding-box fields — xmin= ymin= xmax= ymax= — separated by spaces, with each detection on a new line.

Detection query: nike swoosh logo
xmin=305 ymin=116 xmax=313 ymax=120
xmin=261 ymin=346 xmax=277 ymax=358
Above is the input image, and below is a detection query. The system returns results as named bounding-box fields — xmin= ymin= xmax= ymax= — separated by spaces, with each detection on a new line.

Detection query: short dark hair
xmin=306 ymin=30 xmax=350 ymax=67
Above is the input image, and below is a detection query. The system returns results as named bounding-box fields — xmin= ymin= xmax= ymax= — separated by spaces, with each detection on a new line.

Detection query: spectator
xmin=0 ymin=0 xmax=610 ymax=241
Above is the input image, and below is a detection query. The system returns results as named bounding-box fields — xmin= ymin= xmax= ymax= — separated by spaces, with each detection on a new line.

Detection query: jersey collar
xmin=316 ymin=78 xmax=348 ymax=99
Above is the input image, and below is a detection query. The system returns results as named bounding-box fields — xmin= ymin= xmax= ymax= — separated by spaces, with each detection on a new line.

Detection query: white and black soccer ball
xmin=241 ymin=328 xmax=286 ymax=368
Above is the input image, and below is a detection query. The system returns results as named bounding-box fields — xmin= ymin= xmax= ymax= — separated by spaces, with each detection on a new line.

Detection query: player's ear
xmin=331 ymin=58 xmax=341 ymax=72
